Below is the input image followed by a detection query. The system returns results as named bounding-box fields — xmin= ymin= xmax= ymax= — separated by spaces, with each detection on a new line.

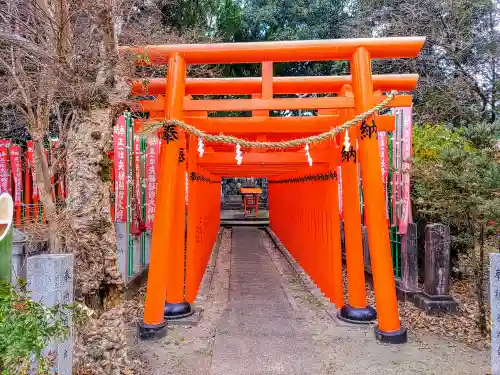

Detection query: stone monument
xmin=490 ymin=253 xmax=500 ymax=375
xmin=27 ymin=254 xmax=73 ymax=375
xmin=414 ymin=223 xmax=457 ymax=313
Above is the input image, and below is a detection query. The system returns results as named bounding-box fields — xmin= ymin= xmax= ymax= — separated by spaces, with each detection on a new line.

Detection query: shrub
xmin=0 ymin=281 xmax=70 ymax=374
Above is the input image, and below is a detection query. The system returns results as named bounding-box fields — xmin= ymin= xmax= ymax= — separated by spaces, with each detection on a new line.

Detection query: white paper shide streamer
xmin=343 ymin=130 xmax=351 ymax=151
xmin=235 ymin=143 xmax=243 ymax=165
xmin=197 ymin=137 xmax=204 ymax=157
xmin=305 ymin=144 xmax=313 ymax=166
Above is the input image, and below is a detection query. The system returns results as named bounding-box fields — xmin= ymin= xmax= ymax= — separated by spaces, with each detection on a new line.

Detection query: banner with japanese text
xmin=26 ymin=140 xmax=39 ymax=199
xmin=145 ymin=137 xmax=159 ymax=229
xmin=377 ymin=131 xmax=389 ymax=219
xmin=135 ymin=137 xmax=142 ymax=215
xmin=0 ymin=140 xmax=10 ymax=194
xmin=399 ymin=107 xmax=413 ymax=234
xmin=390 ymin=108 xmax=413 ymax=234
xmin=9 ymin=144 xmax=22 ymax=205
xmin=113 ymin=116 xmax=128 ymax=222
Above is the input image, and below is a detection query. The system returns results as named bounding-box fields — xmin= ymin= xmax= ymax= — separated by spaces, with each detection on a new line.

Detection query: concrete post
xmin=398 ymin=223 xmax=420 ymax=301
xmin=144 ymin=230 xmax=152 ymax=265
xmin=12 ymin=228 xmax=26 ymax=286
xmin=425 ymin=223 xmax=451 ymax=295
xmin=27 ymin=254 xmax=73 ymax=375
xmin=115 ymin=222 xmax=128 ymax=283
xmin=489 ymin=253 xmax=500 ymax=375
xmin=414 ymin=223 xmax=457 ymax=313
xmin=133 ymin=235 xmax=141 ymax=274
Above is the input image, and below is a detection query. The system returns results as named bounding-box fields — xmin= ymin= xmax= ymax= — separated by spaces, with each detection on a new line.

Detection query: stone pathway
xmin=132 ymin=227 xmax=489 ymax=375
xmin=210 ymin=227 xmax=323 ymax=374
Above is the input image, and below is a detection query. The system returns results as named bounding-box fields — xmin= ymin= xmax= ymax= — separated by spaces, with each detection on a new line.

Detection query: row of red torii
xmin=119 ymin=36 xmax=426 ymax=344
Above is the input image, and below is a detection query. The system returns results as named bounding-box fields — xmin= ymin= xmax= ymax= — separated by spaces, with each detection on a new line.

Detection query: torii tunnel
xmin=120 ymin=37 xmax=425 ymax=344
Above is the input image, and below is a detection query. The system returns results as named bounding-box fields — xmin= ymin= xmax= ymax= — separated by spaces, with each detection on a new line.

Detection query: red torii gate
xmin=120 ymin=37 xmax=425 ymax=344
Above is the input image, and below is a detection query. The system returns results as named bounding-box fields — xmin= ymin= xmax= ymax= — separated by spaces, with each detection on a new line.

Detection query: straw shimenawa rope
xmin=139 ymin=90 xmax=397 ymax=149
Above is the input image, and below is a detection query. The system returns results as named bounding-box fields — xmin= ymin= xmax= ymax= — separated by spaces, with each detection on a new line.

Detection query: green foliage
xmin=351 ymin=0 xmax=500 ymax=126
xmin=412 ymin=123 xmax=500 ymax=228
xmin=412 ymin=124 xmax=474 ymax=163
xmin=233 ymin=0 xmax=350 ymax=77
xmin=161 ymin=0 xmax=243 ymax=41
xmin=160 ymin=0 xmax=350 ymax=77
xmin=0 ymin=281 xmax=70 ymax=374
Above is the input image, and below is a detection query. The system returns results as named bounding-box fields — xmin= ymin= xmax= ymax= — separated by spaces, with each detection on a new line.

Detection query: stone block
xmin=413 ymin=292 xmax=457 ymax=314
xmin=414 ymin=223 xmax=457 ymax=314
xmin=399 ymin=223 xmax=420 ymax=302
xmin=424 ymin=223 xmax=451 ymax=295
xmin=27 ymin=254 xmax=73 ymax=375
xmin=490 ymin=253 xmax=500 ymax=375
xmin=144 ymin=230 xmax=152 ymax=265
xmin=133 ymin=235 xmax=141 ymax=274
xmin=11 ymin=228 xmax=26 ymax=285
xmin=115 ymin=222 xmax=128 ymax=283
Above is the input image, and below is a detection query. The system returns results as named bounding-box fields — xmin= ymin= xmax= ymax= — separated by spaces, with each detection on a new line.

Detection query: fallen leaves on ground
xmin=344 ymin=270 xmax=490 ymax=348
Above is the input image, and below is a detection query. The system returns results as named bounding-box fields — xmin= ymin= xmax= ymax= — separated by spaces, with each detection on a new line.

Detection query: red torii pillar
xmin=337 ymin=85 xmax=376 ymax=323
xmin=351 ymin=47 xmax=406 ymax=343
xmin=139 ymin=53 xmax=192 ymax=339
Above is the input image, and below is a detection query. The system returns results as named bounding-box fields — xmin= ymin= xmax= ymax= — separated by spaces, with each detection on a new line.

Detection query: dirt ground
xmin=125 ymin=228 xmax=490 ymax=375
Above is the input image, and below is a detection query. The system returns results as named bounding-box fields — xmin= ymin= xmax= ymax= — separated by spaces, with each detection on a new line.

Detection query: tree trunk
xmin=469 ymin=220 xmax=477 ymax=274
xmin=65 ymin=108 xmax=123 ymax=309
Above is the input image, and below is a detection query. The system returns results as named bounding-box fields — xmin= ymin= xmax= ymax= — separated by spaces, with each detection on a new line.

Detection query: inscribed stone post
xmin=424 ymin=223 xmax=450 ymax=295
xmin=115 ymin=222 xmax=128 ymax=283
xmin=27 ymin=254 xmax=73 ymax=375
xmin=401 ymin=223 xmax=419 ymax=292
xmin=11 ymin=228 xmax=26 ymax=286
xmin=490 ymin=253 xmax=500 ymax=375
xmin=133 ymin=235 xmax=141 ymax=274
xmin=144 ymin=230 xmax=152 ymax=265
xmin=414 ymin=223 xmax=457 ymax=313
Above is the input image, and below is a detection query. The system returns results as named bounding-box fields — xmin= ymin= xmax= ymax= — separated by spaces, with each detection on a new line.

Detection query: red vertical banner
xmin=27 ymin=140 xmax=40 ymax=222
xmin=377 ymin=131 xmax=389 ymax=219
xmin=0 ymin=140 xmax=10 ymax=194
xmin=109 ymin=151 xmax=115 ymax=222
xmin=113 ymin=116 xmax=127 ymax=222
xmin=26 ymin=141 xmax=39 ymax=199
xmin=10 ymin=145 xmax=22 ymax=226
xmin=50 ymin=139 xmax=61 ymax=201
xmin=24 ymin=153 xmax=32 ymax=223
xmin=134 ymin=137 xmax=142 ymax=222
xmin=145 ymin=137 xmax=159 ymax=229
xmin=9 ymin=145 xmax=22 ymax=199
xmin=391 ymin=113 xmax=400 ymax=228
xmin=399 ymin=107 xmax=413 ymax=234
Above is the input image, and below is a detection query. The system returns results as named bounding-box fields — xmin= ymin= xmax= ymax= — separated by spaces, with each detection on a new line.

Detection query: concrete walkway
xmin=209 ymin=227 xmax=488 ymax=375
xmin=210 ymin=227 xmax=322 ymax=374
